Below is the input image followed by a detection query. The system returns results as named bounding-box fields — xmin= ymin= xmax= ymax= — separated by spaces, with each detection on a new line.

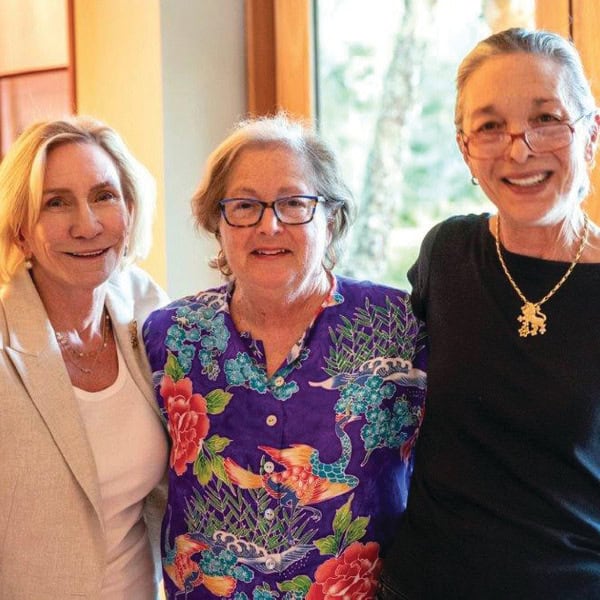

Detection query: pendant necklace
xmin=494 ymin=213 xmax=589 ymax=338
xmin=55 ymin=311 xmax=111 ymax=374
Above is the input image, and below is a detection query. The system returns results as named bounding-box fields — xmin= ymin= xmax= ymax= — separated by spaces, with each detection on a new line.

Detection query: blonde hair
xmin=0 ymin=115 xmax=156 ymax=284
xmin=191 ymin=112 xmax=355 ymax=275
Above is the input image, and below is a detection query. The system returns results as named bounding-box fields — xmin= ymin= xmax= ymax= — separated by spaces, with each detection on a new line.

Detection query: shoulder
xmin=425 ymin=212 xmax=489 ymax=244
xmin=334 ymin=275 xmax=414 ymax=314
xmin=143 ymin=284 xmax=229 ymax=334
xmin=415 ymin=212 xmax=491 ymax=265
xmin=109 ymin=265 xmax=169 ymax=304
xmin=336 ymin=275 xmax=408 ymax=297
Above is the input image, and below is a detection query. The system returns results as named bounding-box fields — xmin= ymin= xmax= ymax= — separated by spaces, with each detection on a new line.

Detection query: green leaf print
xmin=332 ymin=494 xmax=354 ymax=535
xmin=211 ymin=455 xmax=229 ymax=483
xmin=344 ymin=516 xmax=369 ymax=546
xmin=194 ymin=452 xmax=212 ymax=485
xmin=204 ymin=434 xmax=232 ymax=454
xmin=314 ymin=534 xmax=339 ymax=556
xmin=278 ymin=575 xmax=313 ymax=593
xmin=205 ymin=389 xmax=233 ymax=414
xmin=165 ymin=353 xmax=185 ymax=382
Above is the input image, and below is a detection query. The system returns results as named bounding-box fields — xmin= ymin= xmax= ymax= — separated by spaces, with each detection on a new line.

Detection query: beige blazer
xmin=0 ymin=266 xmax=169 ymax=599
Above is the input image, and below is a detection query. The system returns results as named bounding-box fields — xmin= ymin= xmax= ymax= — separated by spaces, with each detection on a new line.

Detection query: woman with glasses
xmin=378 ymin=28 xmax=600 ymax=600
xmin=142 ymin=114 xmax=427 ymax=599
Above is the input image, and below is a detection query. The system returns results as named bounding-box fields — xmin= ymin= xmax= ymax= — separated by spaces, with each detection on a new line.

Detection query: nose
xmin=506 ymin=132 xmax=534 ymax=164
xmin=71 ymin=204 xmax=102 ymax=238
xmin=256 ymin=205 xmax=282 ymax=234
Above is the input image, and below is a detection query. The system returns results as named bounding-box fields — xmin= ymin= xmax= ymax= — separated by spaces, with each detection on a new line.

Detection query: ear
xmin=16 ymin=229 xmax=31 ymax=256
xmin=327 ymin=221 xmax=334 ymax=245
xmin=584 ymin=112 xmax=600 ymax=163
xmin=456 ymin=132 xmax=476 ymax=177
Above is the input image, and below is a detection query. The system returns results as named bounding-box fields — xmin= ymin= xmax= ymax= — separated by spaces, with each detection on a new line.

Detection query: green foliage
xmin=278 ymin=575 xmax=312 ymax=594
xmin=165 ymin=352 xmax=185 ymax=381
xmin=205 ymin=389 xmax=232 ymax=414
xmin=313 ymin=493 xmax=370 ymax=556
xmin=193 ymin=433 xmax=232 ymax=486
xmin=324 ymin=295 xmax=418 ymax=376
xmin=317 ymin=1 xmax=491 ymax=287
xmin=184 ymin=483 xmax=319 ymax=554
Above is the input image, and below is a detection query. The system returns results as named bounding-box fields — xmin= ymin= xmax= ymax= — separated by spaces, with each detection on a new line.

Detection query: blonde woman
xmin=0 ymin=117 xmax=169 ymax=599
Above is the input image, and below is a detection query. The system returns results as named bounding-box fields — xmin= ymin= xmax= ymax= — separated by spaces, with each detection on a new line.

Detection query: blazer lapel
xmin=2 ymin=270 xmax=104 ymax=525
xmin=105 ymin=274 xmax=161 ymax=419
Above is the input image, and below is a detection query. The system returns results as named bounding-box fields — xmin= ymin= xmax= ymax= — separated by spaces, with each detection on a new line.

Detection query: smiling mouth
xmin=503 ymin=172 xmax=551 ymax=186
xmin=252 ymin=249 xmax=289 ymax=256
xmin=67 ymin=249 xmax=108 ymax=258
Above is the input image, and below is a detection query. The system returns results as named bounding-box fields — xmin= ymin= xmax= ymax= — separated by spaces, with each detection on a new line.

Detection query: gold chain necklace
xmin=495 ymin=213 xmax=589 ymax=338
xmin=55 ymin=312 xmax=111 ymax=374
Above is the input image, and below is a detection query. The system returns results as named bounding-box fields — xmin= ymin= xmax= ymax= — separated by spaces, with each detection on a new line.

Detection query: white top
xmin=75 ymin=345 xmax=167 ymax=600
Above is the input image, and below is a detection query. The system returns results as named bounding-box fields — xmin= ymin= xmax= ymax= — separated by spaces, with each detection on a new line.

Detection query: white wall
xmin=160 ymin=0 xmax=246 ymax=297
xmin=75 ymin=0 xmax=246 ymax=297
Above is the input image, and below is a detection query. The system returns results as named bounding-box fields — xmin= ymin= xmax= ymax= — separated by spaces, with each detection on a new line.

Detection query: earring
xmin=471 ymin=176 xmax=479 ymax=186
xmin=24 ymin=255 xmax=33 ymax=269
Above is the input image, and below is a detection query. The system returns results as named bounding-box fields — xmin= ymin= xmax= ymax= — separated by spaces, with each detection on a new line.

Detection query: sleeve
xmin=142 ymin=307 xmax=170 ymax=378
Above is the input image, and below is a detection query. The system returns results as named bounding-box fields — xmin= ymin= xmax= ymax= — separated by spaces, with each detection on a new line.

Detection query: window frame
xmin=245 ymin=0 xmax=600 ymax=222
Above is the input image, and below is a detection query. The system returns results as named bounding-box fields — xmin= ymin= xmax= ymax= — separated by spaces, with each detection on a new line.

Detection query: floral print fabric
xmin=143 ymin=276 xmax=427 ymax=599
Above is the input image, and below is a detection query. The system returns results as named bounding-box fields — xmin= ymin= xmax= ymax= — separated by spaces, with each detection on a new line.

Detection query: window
xmin=315 ymin=0 xmax=535 ymax=287
xmin=246 ymin=0 xmax=600 ymax=285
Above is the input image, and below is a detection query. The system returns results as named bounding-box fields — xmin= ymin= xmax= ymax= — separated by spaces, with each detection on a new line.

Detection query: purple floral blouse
xmin=143 ymin=276 xmax=427 ymax=600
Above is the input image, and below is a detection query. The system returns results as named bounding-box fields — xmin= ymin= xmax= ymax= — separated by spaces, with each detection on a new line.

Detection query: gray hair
xmin=191 ymin=112 xmax=355 ymax=275
xmin=455 ymin=28 xmax=596 ymax=128
xmin=455 ymin=28 xmax=598 ymax=206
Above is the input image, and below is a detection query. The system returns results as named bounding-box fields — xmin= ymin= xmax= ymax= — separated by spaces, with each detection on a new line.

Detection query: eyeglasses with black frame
xmin=219 ymin=195 xmax=326 ymax=227
xmin=460 ymin=112 xmax=595 ymax=159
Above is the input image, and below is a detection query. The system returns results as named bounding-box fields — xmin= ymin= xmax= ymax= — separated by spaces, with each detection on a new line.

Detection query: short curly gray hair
xmin=191 ymin=113 xmax=355 ymax=276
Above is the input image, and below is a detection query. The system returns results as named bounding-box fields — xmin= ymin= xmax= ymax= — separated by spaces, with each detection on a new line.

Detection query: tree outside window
xmin=315 ymin=0 xmax=535 ymax=288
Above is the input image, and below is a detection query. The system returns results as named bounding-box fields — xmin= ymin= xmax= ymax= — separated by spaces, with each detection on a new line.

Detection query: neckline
xmin=483 ymin=215 xmax=596 ymax=268
xmin=73 ymin=343 xmax=126 ymax=400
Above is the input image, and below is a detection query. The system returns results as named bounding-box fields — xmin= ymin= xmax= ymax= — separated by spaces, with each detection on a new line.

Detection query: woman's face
xmin=21 ymin=142 xmax=131 ymax=298
xmin=459 ymin=53 xmax=595 ymax=229
xmin=219 ymin=144 xmax=330 ymax=297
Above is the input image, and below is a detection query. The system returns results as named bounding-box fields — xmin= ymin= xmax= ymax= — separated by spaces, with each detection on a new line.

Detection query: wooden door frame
xmin=245 ymin=0 xmax=313 ymax=120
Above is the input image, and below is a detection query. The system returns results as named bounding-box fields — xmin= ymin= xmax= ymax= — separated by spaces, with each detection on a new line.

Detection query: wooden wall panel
xmin=245 ymin=0 xmax=277 ymax=116
xmin=274 ymin=0 xmax=313 ymax=120
xmin=535 ymin=0 xmax=570 ymax=38
xmin=244 ymin=0 xmax=313 ymax=120
xmin=571 ymin=0 xmax=600 ymax=223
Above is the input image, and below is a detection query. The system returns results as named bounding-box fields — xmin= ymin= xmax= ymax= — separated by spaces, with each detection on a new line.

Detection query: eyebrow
xmin=42 ymin=180 xmax=119 ymax=195
xmin=227 ymin=186 xmax=305 ymax=197
xmin=469 ymin=98 xmax=559 ymax=120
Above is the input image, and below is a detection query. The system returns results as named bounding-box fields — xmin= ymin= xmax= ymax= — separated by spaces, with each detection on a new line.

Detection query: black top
xmin=384 ymin=214 xmax=600 ymax=599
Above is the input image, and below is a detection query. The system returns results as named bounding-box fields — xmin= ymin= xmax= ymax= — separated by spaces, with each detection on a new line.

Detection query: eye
xmin=533 ymin=113 xmax=562 ymax=126
xmin=95 ymin=190 xmax=119 ymax=202
xmin=476 ymin=120 xmax=503 ymax=133
xmin=44 ymin=196 xmax=66 ymax=209
xmin=231 ymin=199 xmax=259 ymax=212
xmin=279 ymin=196 xmax=310 ymax=208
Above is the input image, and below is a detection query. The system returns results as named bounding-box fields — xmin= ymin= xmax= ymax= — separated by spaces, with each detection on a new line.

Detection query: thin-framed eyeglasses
xmin=219 ymin=195 xmax=327 ymax=227
xmin=460 ymin=112 xmax=595 ymax=159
